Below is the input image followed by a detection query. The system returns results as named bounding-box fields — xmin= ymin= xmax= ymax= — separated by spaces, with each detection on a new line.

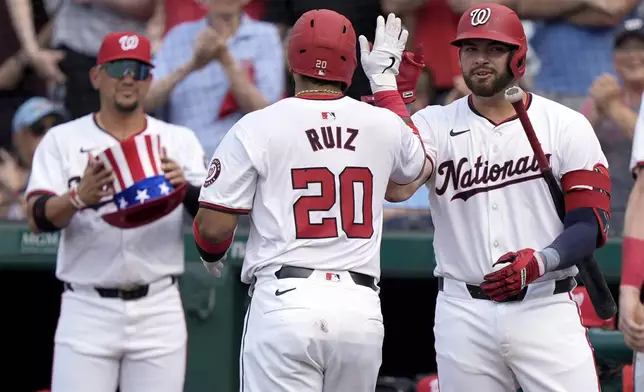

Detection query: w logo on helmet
xmin=470 ymin=8 xmax=491 ymax=26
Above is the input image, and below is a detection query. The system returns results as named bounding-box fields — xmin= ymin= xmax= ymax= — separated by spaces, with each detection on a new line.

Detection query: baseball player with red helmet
xmin=361 ymin=4 xmax=610 ymax=391
xmin=619 ymin=91 xmax=644 ymax=388
xmin=193 ymin=8 xmax=425 ymax=392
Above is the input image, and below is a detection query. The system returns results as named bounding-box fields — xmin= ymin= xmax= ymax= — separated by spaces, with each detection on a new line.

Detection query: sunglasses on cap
xmin=102 ymin=60 xmax=152 ymax=81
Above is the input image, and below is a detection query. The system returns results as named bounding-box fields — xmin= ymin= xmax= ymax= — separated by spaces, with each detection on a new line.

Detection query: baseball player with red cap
xmin=193 ymin=8 xmax=426 ymax=392
xmin=361 ymin=4 xmax=611 ymax=391
xmin=25 ymin=32 xmax=207 ymax=392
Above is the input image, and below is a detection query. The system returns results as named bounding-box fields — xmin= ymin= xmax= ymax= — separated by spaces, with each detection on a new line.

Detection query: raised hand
xmin=358 ymin=13 xmax=409 ymax=94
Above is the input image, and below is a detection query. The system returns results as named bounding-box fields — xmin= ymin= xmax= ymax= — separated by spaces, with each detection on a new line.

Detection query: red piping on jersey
xmin=467 ymin=93 xmax=533 ymax=126
xmin=568 ymin=292 xmax=602 ymax=392
xmin=92 ymin=113 xmax=148 ymax=142
xmin=199 ymin=201 xmax=250 ymax=214
xmin=26 ymin=189 xmax=56 ymax=200
xmin=294 ymin=94 xmax=345 ymax=100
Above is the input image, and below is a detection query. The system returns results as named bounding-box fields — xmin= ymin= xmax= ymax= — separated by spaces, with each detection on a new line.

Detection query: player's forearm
xmin=514 ymin=0 xmax=588 ymax=19
xmin=27 ymin=194 xmax=78 ymax=233
xmin=144 ymin=61 xmax=195 ymax=112
xmin=219 ymin=52 xmax=269 ymax=113
xmin=193 ymin=209 xmax=238 ymax=262
xmin=96 ymin=0 xmax=156 ymax=20
xmin=537 ymin=208 xmax=600 ymax=273
xmin=621 ymin=175 xmax=644 ymax=289
xmin=5 ymin=0 xmax=40 ymax=56
xmin=385 ymin=159 xmax=433 ymax=202
xmin=605 ymin=101 xmax=638 ymax=139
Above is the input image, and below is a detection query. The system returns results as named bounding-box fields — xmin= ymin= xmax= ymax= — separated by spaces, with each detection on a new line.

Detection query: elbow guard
xmin=561 ymin=164 xmax=611 ymax=247
xmin=31 ymin=194 xmax=61 ymax=233
xmin=192 ymin=219 xmax=233 ymax=263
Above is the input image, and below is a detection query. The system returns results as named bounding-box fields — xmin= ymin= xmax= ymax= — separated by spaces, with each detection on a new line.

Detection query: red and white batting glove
xmin=397 ymin=45 xmax=425 ymax=103
xmin=361 ymin=44 xmax=425 ymax=104
xmin=480 ymin=249 xmax=545 ymax=302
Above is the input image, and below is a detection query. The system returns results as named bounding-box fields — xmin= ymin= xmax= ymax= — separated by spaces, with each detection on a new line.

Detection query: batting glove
xmin=480 ymin=249 xmax=545 ymax=302
xmin=361 ymin=45 xmax=426 ymax=104
xmin=202 ymin=254 xmax=226 ymax=278
xmin=359 ymin=13 xmax=409 ymax=94
xmin=397 ymin=45 xmax=425 ymax=103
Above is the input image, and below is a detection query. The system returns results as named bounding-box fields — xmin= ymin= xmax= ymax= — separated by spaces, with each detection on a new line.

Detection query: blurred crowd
xmin=1 ymin=0 xmax=644 ymax=237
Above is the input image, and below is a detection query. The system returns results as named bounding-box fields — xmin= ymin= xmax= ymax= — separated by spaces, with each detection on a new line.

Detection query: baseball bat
xmin=504 ymin=86 xmax=617 ymax=320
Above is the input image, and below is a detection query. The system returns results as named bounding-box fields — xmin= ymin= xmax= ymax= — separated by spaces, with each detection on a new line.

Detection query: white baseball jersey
xmin=26 ymin=114 xmax=207 ymax=286
xmin=630 ymin=94 xmax=644 ymax=175
xmin=199 ymin=96 xmax=425 ymax=284
xmin=414 ymin=93 xmax=608 ymax=284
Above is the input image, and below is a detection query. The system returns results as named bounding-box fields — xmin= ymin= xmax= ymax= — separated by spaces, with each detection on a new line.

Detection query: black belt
xmin=275 ymin=266 xmax=377 ymax=291
xmin=437 ymin=276 xmax=576 ymax=302
xmin=63 ymin=276 xmax=178 ymax=301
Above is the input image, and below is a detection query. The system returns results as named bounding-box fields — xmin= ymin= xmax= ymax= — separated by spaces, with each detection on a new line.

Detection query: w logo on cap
xmin=96 ymin=133 xmax=187 ymax=229
xmin=119 ymin=35 xmax=139 ymax=51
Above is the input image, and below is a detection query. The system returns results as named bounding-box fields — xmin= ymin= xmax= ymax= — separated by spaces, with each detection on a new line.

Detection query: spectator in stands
xmin=579 ymin=17 xmax=644 ymax=236
xmin=0 ymin=0 xmax=50 ymax=152
xmin=147 ymin=0 xmax=266 ymax=54
xmin=264 ymin=0 xmax=382 ymax=101
xmin=144 ymin=0 xmax=284 ymax=157
xmin=6 ymin=0 xmax=156 ymax=120
xmin=0 ymin=97 xmax=67 ymax=220
xmin=382 ymin=0 xmax=460 ymax=105
xmin=508 ymin=0 xmax=639 ymax=111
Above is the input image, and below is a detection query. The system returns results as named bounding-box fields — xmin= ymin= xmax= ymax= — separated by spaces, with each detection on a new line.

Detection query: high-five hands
xmin=359 ymin=13 xmax=409 ymax=94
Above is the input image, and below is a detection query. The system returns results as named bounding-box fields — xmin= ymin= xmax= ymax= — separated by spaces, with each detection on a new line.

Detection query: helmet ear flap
xmin=507 ymin=46 xmax=527 ymax=80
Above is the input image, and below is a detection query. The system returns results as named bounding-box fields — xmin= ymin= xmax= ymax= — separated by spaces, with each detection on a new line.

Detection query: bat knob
xmin=504 ymin=86 xmax=525 ymax=104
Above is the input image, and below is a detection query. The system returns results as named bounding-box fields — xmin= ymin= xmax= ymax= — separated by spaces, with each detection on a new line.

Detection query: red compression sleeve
xmin=621 ymin=236 xmax=644 ymax=289
xmin=192 ymin=219 xmax=234 ymax=262
xmin=374 ymin=91 xmax=424 ymax=151
xmin=374 ymin=91 xmax=411 ymax=119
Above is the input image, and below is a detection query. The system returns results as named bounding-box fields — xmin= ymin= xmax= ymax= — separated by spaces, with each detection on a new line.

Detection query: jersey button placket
xmin=489 ymin=129 xmax=502 ymax=257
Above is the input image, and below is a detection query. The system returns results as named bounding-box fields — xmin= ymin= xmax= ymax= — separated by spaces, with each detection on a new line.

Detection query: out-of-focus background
xmin=1 ymin=0 xmax=643 ymax=391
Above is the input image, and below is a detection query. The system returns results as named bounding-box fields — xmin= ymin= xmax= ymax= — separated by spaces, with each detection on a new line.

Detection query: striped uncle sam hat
xmin=96 ymin=133 xmax=188 ymax=229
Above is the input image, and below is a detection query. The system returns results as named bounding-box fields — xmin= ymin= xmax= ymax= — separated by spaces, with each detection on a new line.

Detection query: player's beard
xmin=114 ymin=100 xmax=139 ymax=113
xmin=464 ymin=69 xmax=514 ymax=98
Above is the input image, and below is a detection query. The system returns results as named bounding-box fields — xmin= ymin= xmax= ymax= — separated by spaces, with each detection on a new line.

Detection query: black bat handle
xmin=543 ymin=170 xmax=617 ymax=320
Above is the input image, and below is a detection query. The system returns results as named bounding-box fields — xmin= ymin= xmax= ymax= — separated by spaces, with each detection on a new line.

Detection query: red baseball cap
xmin=97 ymin=32 xmax=153 ymax=66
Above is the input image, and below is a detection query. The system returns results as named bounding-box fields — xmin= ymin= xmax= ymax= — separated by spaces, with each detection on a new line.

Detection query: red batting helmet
xmin=451 ymin=3 xmax=527 ymax=79
xmin=287 ymin=9 xmax=357 ymax=89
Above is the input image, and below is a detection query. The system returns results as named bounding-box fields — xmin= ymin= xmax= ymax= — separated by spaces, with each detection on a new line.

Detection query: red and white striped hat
xmin=96 ymin=133 xmax=187 ymax=229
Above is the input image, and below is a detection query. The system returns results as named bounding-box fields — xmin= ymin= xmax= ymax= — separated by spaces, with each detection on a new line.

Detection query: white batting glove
xmin=202 ymin=254 xmax=226 ymax=278
xmin=358 ymin=13 xmax=409 ymax=94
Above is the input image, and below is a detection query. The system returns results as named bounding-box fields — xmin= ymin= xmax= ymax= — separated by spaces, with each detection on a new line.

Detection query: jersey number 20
xmin=291 ymin=167 xmax=374 ymax=239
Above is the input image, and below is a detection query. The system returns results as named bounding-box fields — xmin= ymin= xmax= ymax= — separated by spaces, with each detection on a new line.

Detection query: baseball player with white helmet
xmin=619 ymin=95 xmax=644 ymax=389
xmin=193 ymin=8 xmax=426 ymax=392
xmin=25 ymin=32 xmax=207 ymax=392
xmin=362 ymin=5 xmax=611 ymax=391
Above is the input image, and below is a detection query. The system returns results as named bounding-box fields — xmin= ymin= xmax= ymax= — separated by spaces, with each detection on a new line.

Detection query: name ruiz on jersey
xmin=305 ymin=127 xmax=359 ymax=152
